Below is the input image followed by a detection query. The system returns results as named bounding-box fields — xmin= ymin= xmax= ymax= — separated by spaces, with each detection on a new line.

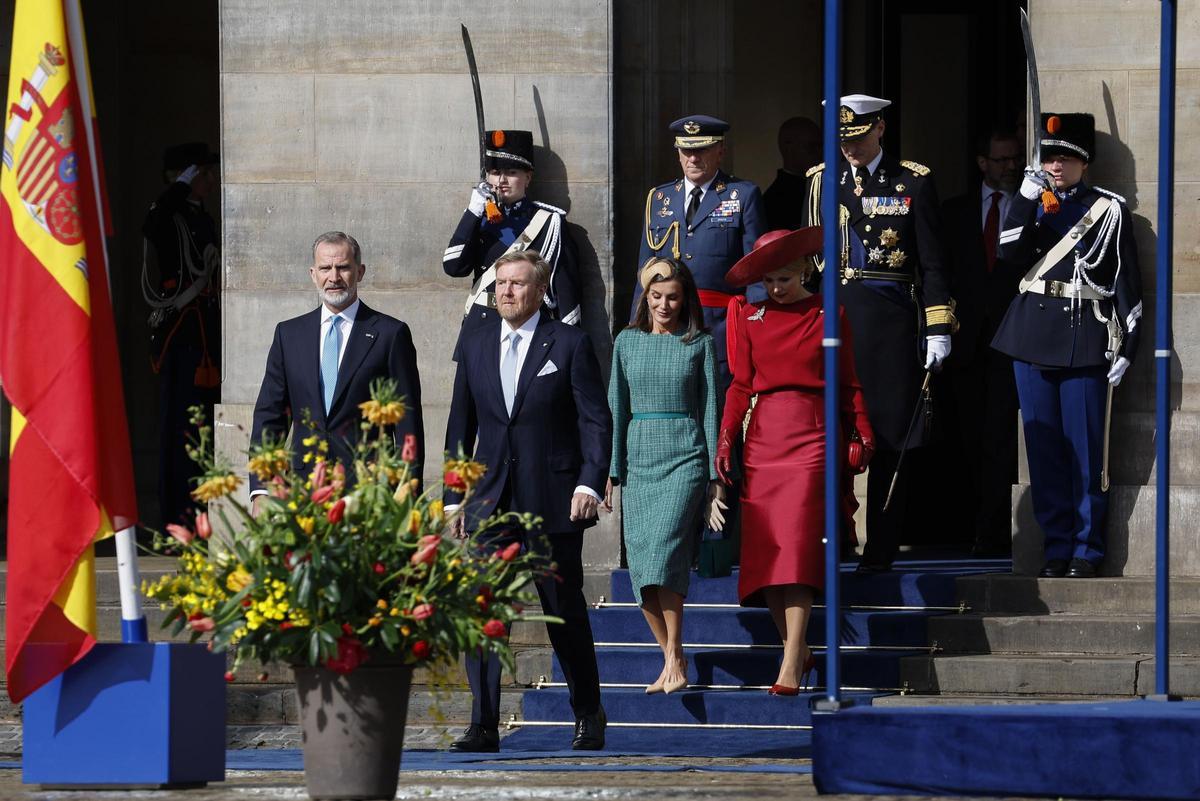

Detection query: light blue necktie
xmin=321 ymin=314 xmax=343 ymax=413
xmin=501 ymin=331 xmax=521 ymax=415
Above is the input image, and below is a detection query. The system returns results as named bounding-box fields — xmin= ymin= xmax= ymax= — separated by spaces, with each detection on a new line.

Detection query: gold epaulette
xmin=805 ymin=163 xmax=825 ymax=178
xmin=901 ymin=160 xmax=931 ymax=177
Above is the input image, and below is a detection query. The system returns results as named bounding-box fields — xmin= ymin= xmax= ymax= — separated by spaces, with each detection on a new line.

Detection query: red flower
xmin=311 ymin=484 xmax=336 ymax=505
xmin=166 ymin=523 xmax=194 ymax=546
xmin=224 ymin=671 xmax=235 ymax=682
xmin=312 ymin=460 xmax=328 ymax=489
xmin=279 ymin=621 xmax=295 ymax=631
xmin=482 ymin=619 xmax=507 ymax=638
xmin=373 ymin=562 xmax=386 ymax=575
xmin=412 ymin=603 xmax=435 ymax=621
xmin=402 ymin=434 xmax=419 ymax=463
xmin=410 ymin=534 xmax=441 ymax=565
xmin=477 ymin=585 xmax=494 ymax=611
xmin=262 ymin=545 xmax=273 ymax=557
xmin=444 ymin=470 xmax=466 ymax=491
xmin=499 ymin=541 xmax=522 ymax=562
xmin=188 ymin=615 xmax=215 ymax=633
xmin=241 ymin=598 xmax=253 ymax=608
xmin=331 ymin=463 xmax=346 ymax=492
xmin=270 ymin=476 xmax=289 ymax=499
xmin=325 ymin=635 xmax=369 ymax=674
xmin=327 ymin=498 xmax=346 ymax=523
xmin=411 ymin=640 xmax=430 ymax=660
xmin=195 ymin=512 xmax=212 ymax=540
xmin=341 ymin=623 xmax=354 ymax=635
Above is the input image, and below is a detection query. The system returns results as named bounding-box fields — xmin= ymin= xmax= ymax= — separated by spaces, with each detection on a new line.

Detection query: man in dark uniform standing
xmin=763 ymin=116 xmax=822 ymax=231
xmin=636 ymin=115 xmax=765 ymax=386
xmin=142 ymin=142 xmax=220 ymax=526
xmin=991 ymin=113 xmax=1142 ymax=579
xmin=803 ymin=94 xmax=955 ymax=572
xmin=443 ymin=129 xmax=581 ymax=340
xmin=941 ymin=128 xmax=1024 ymax=556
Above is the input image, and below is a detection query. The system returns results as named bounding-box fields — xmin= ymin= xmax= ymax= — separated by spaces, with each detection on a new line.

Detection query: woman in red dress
xmin=715 ymin=227 xmax=874 ymax=695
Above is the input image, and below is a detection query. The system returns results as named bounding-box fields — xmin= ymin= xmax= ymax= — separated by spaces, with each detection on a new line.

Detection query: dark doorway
xmin=0 ymin=2 xmax=220 ymax=553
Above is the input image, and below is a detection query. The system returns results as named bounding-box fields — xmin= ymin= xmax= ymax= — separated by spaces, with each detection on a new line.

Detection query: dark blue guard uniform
xmin=803 ymin=95 xmax=955 ymax=571
xmin=443 ymin=129 xmax=581 ymax=339
xmin=991 ymin=113 xmax=1142 ymax=577
xmin=633 ymin=115 xmax=765 ymax=387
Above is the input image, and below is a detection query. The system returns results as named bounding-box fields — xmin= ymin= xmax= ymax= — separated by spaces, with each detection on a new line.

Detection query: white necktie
xmin=501 ymin=331 xmax=521 ymax=414
xmin=321 ymin=314 xmax=342 ymax=413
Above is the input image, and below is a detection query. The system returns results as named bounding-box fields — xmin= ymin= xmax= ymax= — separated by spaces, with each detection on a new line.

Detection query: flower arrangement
xmin=144 ymin=378 xmax=553 ymax=676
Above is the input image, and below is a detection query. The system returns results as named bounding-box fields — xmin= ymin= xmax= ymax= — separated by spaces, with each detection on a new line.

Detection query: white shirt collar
xmin=501 ymin=309 xmax=541 ymax=340
xmin=981 ymin=181 xmax=1011 ymax=202
xmin=683 ymin=174 xmax=718 ymax=198
xmin=322 ymin=298 xmax=360 ymax=324
xmin=861 ymin=149 xmax=885 ymax=176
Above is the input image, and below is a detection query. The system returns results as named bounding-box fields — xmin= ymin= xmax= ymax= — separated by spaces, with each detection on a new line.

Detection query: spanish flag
xmin=0 ymin=0 xmax=137 ymax=702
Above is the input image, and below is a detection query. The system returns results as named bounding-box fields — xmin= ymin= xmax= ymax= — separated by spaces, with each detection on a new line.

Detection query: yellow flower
xmin=296 ymin=516 xmax=315 ymax=534
xmin=247 ymin=448 xmax=289 ymax=481
xmin=192 ymin=473 xmax=241 ymax=502
xmin=407 ymin=509 xmax=422 ymax=535
xmin=427 ymin=500 xmax=445 ymax=526
xmin=226 ymin=566 xmax=253 ymax=592
xmin=401 ymin=625 xmax=411 ymax=636
xmin=368 ymin=616 xmax=382 ymax=627
xmin=302 ymin=435 xmax=319 ymax=448
xmin=444 ymin=458 xmax=487 ymax=490
xmin=376 ymin=598 xmax=388 ymax=610
xmin=359 ymin=399 xmax=406 ymax=426
xmin=389 ymin=608 xmax=400 ymax=617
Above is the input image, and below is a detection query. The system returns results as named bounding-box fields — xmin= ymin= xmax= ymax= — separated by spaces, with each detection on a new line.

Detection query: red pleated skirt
xmin=738 ymin=389 xmax=826 ymax=606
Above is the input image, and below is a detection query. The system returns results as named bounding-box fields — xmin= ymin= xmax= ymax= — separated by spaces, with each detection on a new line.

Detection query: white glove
xmin=706 ymin=481 xmax=728 ymax=532
xmin=1019 ymin=167 xmax=1046 ymax=200
xmin=1107 ymin=356 xmax=1131 ymax=386
xmin=467 ymin=182 xmax=491 ymax=217
xmin=176 ymin=164 xmax=200 ymax=186
xmin=925 ymin=335 xmax=951 ymax=371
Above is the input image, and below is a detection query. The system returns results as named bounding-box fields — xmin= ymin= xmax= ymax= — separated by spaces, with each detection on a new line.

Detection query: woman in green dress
xmin=605 ymin=258 xmax=723 ymax=694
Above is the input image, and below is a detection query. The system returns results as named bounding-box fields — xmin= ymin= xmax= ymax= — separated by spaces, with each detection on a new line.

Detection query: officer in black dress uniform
xmin=991 ymin=113 xmax=1142 ymax=579
xmin=803 ymin=94 xmax=955 ymax=572
xmin=142 ymin=142 xmax=220 ymax=526
xmin=443 ymin=129 xmax=581 ymax=343
xmin=635 ymin=115 xmax=766 ymax=387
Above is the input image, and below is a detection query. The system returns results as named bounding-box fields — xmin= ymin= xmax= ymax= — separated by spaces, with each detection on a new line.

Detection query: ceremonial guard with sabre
xmin=443 ymin=129 xmax=581 ymax=339
xmin=635 ymin=115 xmax=765 ymax=387
xmin=803 ymin=94 xmax=956 ymax=573
xmin=141 ymin=141 xmax=221 ymax=526
xmin=991 ymin=113 xmax=1142 ymax=579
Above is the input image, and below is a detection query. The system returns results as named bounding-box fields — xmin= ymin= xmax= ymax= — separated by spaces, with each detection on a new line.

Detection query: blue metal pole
xmin=820 ymin=0 xmax=843 ymax=707
xmin=1154 ymin=0 xmax=1176 ymax=698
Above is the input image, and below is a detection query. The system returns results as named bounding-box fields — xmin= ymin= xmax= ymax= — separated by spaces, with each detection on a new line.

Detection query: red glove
xmin=715 ymin=428 xmax=736 ymax=486
xmin=846 ymin=431 xmax=874 ymax=474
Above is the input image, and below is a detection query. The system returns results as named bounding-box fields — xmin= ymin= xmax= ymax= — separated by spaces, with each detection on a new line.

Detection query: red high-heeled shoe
xmin=768 ymin=654 xmax=817 ymax=696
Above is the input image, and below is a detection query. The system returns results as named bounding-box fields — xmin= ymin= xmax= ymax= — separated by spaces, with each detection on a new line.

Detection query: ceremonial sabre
xmin=1019 ymin=9 xmax=1041 ymax=167
xmin=883 ymin=370 xmax=932 ymax=512
xmin=460 ymin=24 xmax=501 ymax=223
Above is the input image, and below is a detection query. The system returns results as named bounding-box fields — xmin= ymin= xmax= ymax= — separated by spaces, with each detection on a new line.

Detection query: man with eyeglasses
xmin=940 ymin=128 xmax=1024 ymax=557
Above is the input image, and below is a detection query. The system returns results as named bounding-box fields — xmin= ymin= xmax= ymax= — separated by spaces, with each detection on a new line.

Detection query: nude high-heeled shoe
xmin=662 ymin=659 xmax=689 ymax=694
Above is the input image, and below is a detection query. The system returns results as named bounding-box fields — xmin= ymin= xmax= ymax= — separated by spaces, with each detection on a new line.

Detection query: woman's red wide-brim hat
xmin=724 ymin=226 xmax=823 ymax=287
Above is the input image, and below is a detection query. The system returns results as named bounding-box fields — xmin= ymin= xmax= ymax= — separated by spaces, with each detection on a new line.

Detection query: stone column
xmin=215 ymin=1 xmax=620 ymax=568
xmin=1013 ymin=0 xmax=1200 ymax=575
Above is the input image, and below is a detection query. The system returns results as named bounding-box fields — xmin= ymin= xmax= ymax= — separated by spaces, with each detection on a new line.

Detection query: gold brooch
xmin=879 ymin=228 xmax=900 ymax=247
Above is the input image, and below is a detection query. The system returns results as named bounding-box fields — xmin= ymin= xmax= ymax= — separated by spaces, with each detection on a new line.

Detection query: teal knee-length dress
xmin=608 ymin=329 xmax=720 ymax=605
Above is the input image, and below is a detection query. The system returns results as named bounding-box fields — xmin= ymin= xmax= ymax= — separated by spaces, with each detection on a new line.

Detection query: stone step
xmin=1016 ymin=411 xmax=1200 ymax=488
xmin=957 ymin=574 xmax=1200 ymax=615
xmin=928 ymin=614 xmax=1200 ymax=656
xmin=901 ymin=654 xmax=1200 ymax=697
xmin=870 ymin=693 xmax=1118 ymax=707
xmin=1011 ymin=482 xmax=1200 ymax=577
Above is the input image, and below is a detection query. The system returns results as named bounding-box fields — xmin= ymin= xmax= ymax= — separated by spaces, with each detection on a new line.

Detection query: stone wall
xmin=215 ymin=1 xmax=621 ymax=567
xmin=1012 ymin=0 xmax=1199 ymax=575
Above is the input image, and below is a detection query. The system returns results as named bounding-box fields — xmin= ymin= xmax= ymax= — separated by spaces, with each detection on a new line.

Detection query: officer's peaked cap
xmin=670 ymin=115 xmax=729 ymax=149
xmin=484 ymin=130 xmax=534 ymax=170
xmin=1040 ymin=113 xmax=1095 ymax=163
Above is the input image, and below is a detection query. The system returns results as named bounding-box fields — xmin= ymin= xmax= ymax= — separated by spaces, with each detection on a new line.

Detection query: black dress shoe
xmin=1039 ymin=559 xmax=1069 ymax=578
xmin=855 ymin=561 xmax=891 ymax=574
xmin=449 ymin=724 xmax=499 ymax=753
xmin=571 ymin=707 xmax=606 ymax=750
xmin=1066 ymin=558 xmax=1098 ymax=578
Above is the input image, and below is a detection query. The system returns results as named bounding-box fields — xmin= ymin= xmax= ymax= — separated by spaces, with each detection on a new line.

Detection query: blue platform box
xmin=22 ymin=642 xmax=226 ymax=786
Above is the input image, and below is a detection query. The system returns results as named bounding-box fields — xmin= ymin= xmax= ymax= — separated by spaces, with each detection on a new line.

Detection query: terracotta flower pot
xmin=293 ymin=659 xmax=413 ymax=800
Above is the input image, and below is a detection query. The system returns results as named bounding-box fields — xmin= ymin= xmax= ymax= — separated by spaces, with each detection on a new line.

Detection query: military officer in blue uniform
xmin=803 ymin=94 xmax=956 ymax=572
xmin=991 ymin=113 xmax=1142 ymax=579
xmin=635 ymin=115 xmax=766 ymax=386
xmin=444 ymin=129 xmax=581 ymax=341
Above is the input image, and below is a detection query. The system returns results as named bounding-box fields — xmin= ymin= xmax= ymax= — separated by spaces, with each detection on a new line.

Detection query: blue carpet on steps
xmin=499 ymin=725 xmax=811 ymax=760
xmin=522 ymin=686 xmax=883 ymax=726
xmin=812 ymin=699 xmax=1200 ymax=799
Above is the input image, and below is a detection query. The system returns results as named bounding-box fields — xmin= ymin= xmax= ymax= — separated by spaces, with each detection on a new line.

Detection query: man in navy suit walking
xmin=250 ymin=231 xmax=424 ymax=505
xmin=445 ymin=250 xmax=611 ymax=753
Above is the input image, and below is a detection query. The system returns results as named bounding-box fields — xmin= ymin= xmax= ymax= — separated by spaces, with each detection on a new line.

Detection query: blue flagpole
xmin=1153 ymin=0 xmax=1176 ymax=699
xmin=820 ymin=0 xmax=844 ymax=709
